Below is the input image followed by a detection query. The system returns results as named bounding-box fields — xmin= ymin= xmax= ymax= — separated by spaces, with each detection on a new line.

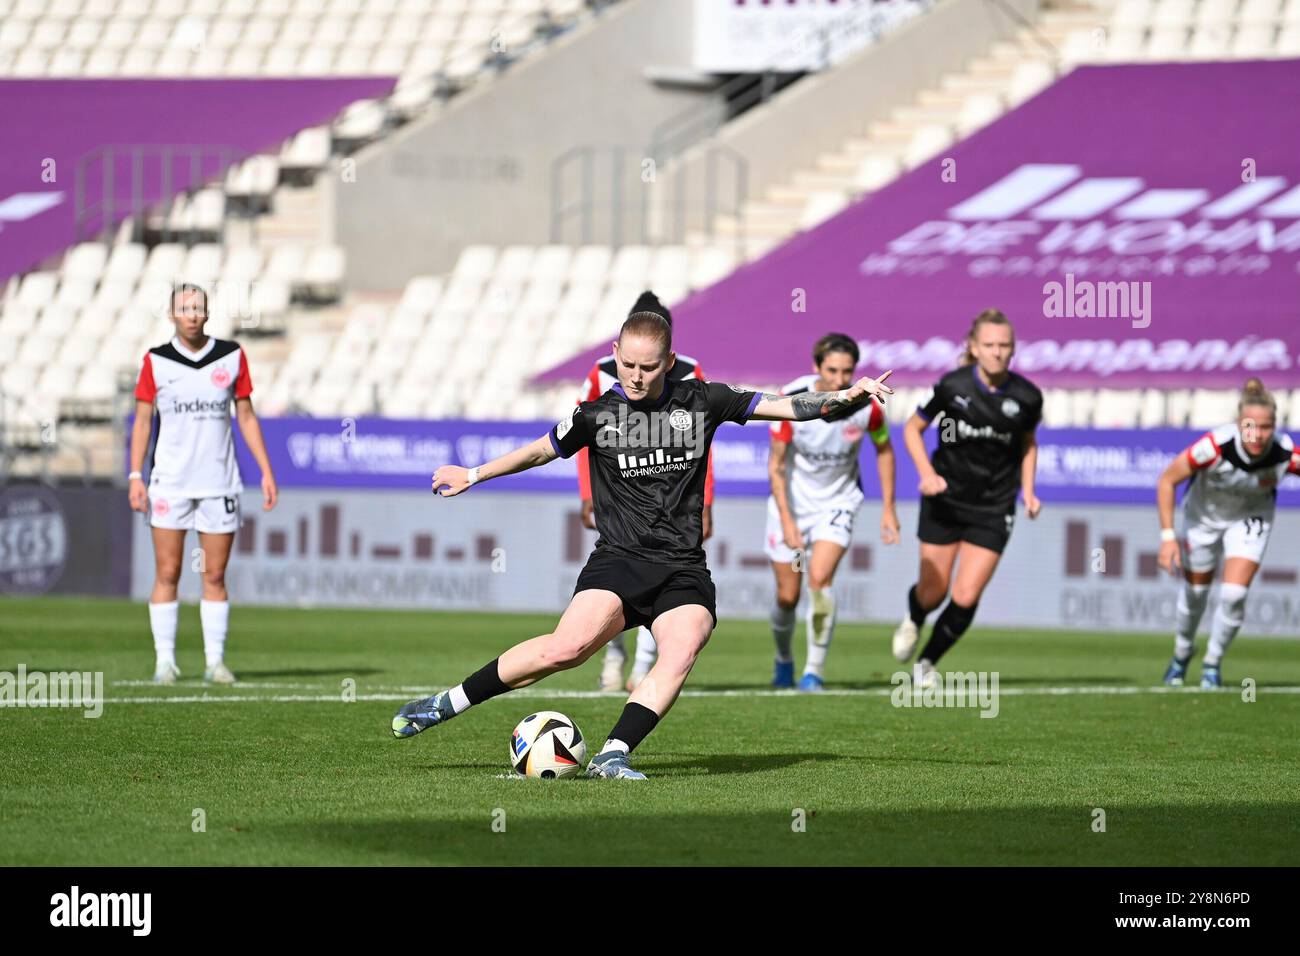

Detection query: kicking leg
xmin=588 ymin=603 xmax=714 ymax=779
xmin=391 ymin=590 xmax=626 ymax=739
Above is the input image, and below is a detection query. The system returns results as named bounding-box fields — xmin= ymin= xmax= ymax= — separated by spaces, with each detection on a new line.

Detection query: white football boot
xmin=914 ymin=658 xmax=939 ymax=691
xmin=153 ymin=661 xmax=180 ymax=685
xmin=892 ymin=617 xmax=920 ymax=662
xmin=204 ymin=661 xmax=236 ymax=684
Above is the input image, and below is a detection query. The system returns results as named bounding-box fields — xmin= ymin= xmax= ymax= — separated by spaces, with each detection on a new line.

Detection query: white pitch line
xmin=87 ymin=684 xmax=1300 ymax=705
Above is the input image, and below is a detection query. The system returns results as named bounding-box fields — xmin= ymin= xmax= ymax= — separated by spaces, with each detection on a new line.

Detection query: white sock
xmin=1205 ymin=583 xmax=1248 ymax=667
xmin=448 ymin=684 xmax=471 ymax=713
xmin=200 ymin=599 xmax=229 ymax=668
xmin=600 ymin=738 xmax=629 ymax=756
xmin=1173 ymin=581 xmax=1210 ymax=660
xmin=632 ymin=626 xmax=657 ymax=674
xmin=804 ymin=587 xmax=836 ymax=677
xmin=604 ymin=633 xmax=627 ymax=664
xmin=770 ymin=602 xmax=796 ymax=662
xmin=149 ymin=601 xmax=179 ymax=667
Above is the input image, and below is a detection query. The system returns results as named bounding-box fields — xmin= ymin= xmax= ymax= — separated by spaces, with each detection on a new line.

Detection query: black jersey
xmin=917 ymin=365 xmax=1042 ymax=514
xmin=549 ymin=377 xmax=760 ymax=565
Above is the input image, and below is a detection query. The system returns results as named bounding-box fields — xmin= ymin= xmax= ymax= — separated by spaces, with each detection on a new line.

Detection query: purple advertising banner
xmin=0 ymin=78 xmax=394 ymax=283
xmin=223 ymin=417 xmax=1300 ymax=506
xmin=541 ymin=61 xmax=1300 ymax=389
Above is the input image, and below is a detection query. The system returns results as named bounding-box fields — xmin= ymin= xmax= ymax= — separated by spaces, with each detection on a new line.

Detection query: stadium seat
xmin=441 ymin=275 xmax=485 ymax=313
xmin=265 ymin=244 xmax=307 ymax=286
xmin=1188 ymin=24 xmax=1235 ymax=57
xmin=1041 ymin=389 xmax=1073 ymax=427
xmin=609 ymin=246 xmax=654 ymax=287
xmin=1274 ymin=23 xmax=1300 ymax=51
xmin=1147 ymin=26 xmax=1190 ymax=58
xmin=568 ymin=246 xmax=613 ymax=286
xmin=397 ymin=276 xmax=444 ymax=315
xmin=799 ymin=191 xmax=850 ymax=230
xmin=688 ymin=246 xmax=737 ymax=290
xmin=1231 ymin=23 xmax=1276 ymax=54
xmin=1093 ymin=389 xmax=1142 ymax=427
xmin=1199 ymin=0 xmax=1244 ymax=26
xmin=902 ymin=124 xmax=953 ymax=169
xmin=528 ymin=245 xmax=573 ymax=284
xmin=183 ymin=244 xmax=224 ymax=289
xmin=16 ymin=272 xmax=58 ymax=310
xmin=518 ymin=279 xmax=563 ymax=315
xmin=279 ymin=126 xmax=332 ymax=179
xmin=955 ymin=92 xmax=1003 ymax=135
xmin=1237 ymin=0 xmax=1279 ymax=22
xmin=52 ymin=278 xmax=94 ymax=311
xmin=494 ymin=245 xmax=537 ymax=283
xmin=453 ymin=245 xmax=498 ymax=283
xmin=18 ymin=332 xmax=61 ymax=368
xmin=1189 ymin=389 xmax=1240 ymax=427
xmin=853 ymin=153 xmax=902 ymax=192
xmin=57 ymin=334 xmax=99 ymax=372
xmin=103 ymin=243 xmax=147 ymax=283
xmin=1154 ymin=0 xmax=1197 ymax=28
xmin=225 ymin=154 xmax=281 ymax=210
xmin=300 ymin=244 xmax=345 ymax=300
xmin=143 ymin=243 xmax=186 ymax=283
xmin=61 ymin=243 xmax=110 ymax=282
xmin=222 ymin=246 xmax=264 ymax=284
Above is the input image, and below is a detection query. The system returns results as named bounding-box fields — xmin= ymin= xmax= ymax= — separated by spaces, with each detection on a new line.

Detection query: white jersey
xmin=134 ymin=336 xmax=253 ymax=498
xmin=1182 ymin=423 xmax=1299 ymax=528
xmin=768 ymin=373 xmax=890 ymax=515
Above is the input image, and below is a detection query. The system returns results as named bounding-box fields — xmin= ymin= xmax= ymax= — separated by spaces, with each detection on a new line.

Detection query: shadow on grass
xmin=266 ymin=802 xmax=1300 ymax=866
xmin=233 ymin=667 xmax=385 ymax=679
xmin=686 ymin=675 xmax=1141 ymax=692
xmin=415 ymin=753 xmax=845 ymax=776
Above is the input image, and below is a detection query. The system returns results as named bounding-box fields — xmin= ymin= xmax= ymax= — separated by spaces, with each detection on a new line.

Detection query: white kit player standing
xmin=128 ymin=284 xmax=278 ymax=684
xmin=765 ymin=333 xmax=899 ymax=691
xmin=1157 ymin=378 xmax=1300 ymax=688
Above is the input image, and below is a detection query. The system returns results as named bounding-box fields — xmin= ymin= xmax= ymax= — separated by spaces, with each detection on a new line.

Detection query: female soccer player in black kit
xmin=891 ymin=309 xmax=1042 ymax=688
xmin=391 ymin=311 xmax=894 ymax=778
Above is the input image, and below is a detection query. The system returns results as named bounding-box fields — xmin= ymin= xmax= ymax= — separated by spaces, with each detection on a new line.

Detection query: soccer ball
xmin=509 ymin=711 xmax=587 ymax=779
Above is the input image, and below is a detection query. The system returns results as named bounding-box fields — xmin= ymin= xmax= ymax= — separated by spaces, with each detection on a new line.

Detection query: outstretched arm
xmin=749 ymin=371 xmax=893 ymax=421
xmin=433 ymin=435 xmax=557 ymax=497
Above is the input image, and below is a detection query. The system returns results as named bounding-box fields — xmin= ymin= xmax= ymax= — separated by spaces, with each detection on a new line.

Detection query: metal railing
xmin=74 ymin=143 xmax=246 ymax=246
xmin=550 ymin=143 xmax=749 ymax=257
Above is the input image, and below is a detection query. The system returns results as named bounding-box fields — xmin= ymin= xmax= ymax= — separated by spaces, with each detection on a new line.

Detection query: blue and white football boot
xmin=772 ymin=658 xmax=795 ymax=689
xmin=391 ymin=690 xmax=457 ymax=739
xmin=797 ymin=672 xmax=824 ymax=693
xmin=1200 ymin=663 xmax=1222 ymax=690
xmin=1162 ymin=656 xmax=1190 ymax=687
xmin=586 ymin=750 xmax=647 ymax=780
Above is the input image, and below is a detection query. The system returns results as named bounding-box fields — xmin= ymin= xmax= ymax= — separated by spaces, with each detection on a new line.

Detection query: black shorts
xmin=574 ymin=549 xmax=718 ymax=631
xmin=917 ymin=495 xmax=1014 ymax=554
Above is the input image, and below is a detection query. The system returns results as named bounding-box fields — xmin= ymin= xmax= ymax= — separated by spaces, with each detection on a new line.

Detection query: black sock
xmin=918 ymin=600 xmax=978 ymax=666
xmin=907 ymin=585 xmax=934 ymax=628
xmin=603 ymin=702 xmax=659 ymax=754
xmin=461 ymin=658 xmax=511 ymax=705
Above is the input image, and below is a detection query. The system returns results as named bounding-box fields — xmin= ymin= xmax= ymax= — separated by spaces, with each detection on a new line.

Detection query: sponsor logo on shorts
xmin=153 ymin=498 xmax=170 ymax=517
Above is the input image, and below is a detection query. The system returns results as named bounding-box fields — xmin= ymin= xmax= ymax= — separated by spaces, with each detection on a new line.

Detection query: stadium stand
xmin=0 ymin=0 xmax=1296 ymax=481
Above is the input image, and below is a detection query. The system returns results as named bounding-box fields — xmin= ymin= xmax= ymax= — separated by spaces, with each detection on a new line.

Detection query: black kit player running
xmin=894 ymin=310 xmax=1042 ymax=681
xmin=390 ymin=310 xmax=894 ymax=778
xmin=914 ymin=363 xmax=1043 ymax=554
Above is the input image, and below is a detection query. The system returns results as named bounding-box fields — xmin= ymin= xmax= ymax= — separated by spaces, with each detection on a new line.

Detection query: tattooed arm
xmin=749 ymin=371 xmax=895 ymax=421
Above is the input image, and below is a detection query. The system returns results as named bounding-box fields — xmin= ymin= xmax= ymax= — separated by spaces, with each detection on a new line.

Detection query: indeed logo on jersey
xmin=172 ymin=397 xmax=231 ymax=415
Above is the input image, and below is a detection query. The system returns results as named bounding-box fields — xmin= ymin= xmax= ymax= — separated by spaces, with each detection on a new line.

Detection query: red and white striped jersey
xmin=575 ymin=352 xmax=715 ymax=505
xmin=769 ymin=373 xmax=889 ymax=514
xmin=1183 ymin=422 xmax=1299 ymax=526
xmin=134 ymin=337 xmax=252 ymax=497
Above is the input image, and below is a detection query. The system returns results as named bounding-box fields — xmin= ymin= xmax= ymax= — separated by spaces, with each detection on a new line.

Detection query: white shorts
xmin=764 ymin=498 xmax=858 ymax=564
xmin=149 ymin=488 xmax=242 ymax=534
xmin=1182 ymin=513 xmax=1273 ymax=573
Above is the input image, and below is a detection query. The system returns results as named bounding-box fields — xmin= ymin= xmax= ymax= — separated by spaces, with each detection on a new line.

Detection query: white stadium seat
xmin=397 ymin=276 xmax=444 ymax=315
xmin=688 ymin=247 xmax=737 ymax=290
xmin=17 ymin=272 xmax=58 ymax=310
xmin=452 ymin=245 xmax=498 ymax=283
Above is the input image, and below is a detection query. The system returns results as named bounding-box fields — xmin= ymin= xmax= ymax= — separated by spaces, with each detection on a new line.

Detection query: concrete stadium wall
xmin=336 ymin=0 xmax=709 ymax=290
xmin=672 ymin=0 xmax=1043 ymax=223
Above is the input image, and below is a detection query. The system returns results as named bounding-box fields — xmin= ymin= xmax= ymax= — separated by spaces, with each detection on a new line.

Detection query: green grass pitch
xmin=2 ymin=596 xmax=1297 ymax=866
